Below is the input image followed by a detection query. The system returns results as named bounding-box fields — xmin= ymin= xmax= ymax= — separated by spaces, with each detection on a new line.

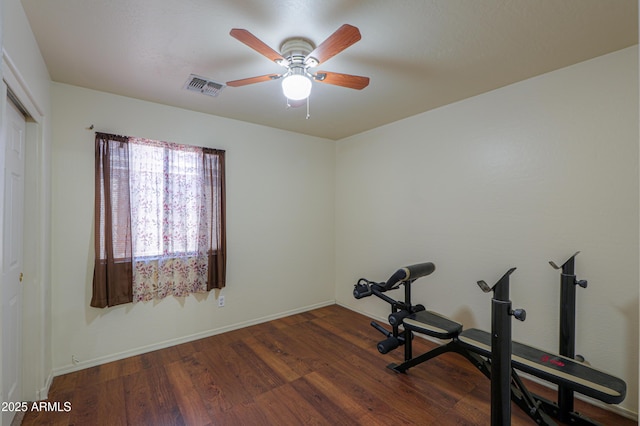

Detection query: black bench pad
xmin=459 ymin=328 xmax=626 ymax=404
xmin=402 ymin=310 xmax=463 ymax=340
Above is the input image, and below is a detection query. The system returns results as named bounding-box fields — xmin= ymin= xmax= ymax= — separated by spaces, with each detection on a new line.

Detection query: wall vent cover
xmin=184 ymin=74 xmax=225 ymax=97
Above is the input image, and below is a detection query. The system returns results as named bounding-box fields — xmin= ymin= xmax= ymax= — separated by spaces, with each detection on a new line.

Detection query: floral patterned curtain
xmin=93 ymin=133 xmax=226 ymax=307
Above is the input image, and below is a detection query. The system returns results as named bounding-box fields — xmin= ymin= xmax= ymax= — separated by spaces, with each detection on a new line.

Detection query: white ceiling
xmin=21 ymin=0 xmax=638 ymax=140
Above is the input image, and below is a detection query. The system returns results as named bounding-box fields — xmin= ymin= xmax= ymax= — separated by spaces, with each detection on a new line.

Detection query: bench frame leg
xmin=389 ymin=339 xmax=558 ymax=425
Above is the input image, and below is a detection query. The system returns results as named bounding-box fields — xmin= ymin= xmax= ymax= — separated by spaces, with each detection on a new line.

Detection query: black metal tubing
xmin=490 ymin=271 xmax=516 ymax=426
xmin=367 ymin=279 xmax=417 ymax=361
xmin=403 ymin=280 xmax=414 ymax=360
xmin=559 ymin=256 xmax=577 ymax=419
xmin=551 ymin=252 xmax=583 ymax=421
xmin=370 ymin=286 xmax=399 ymax=306
xmin=533 ymin=394 xmax=602 ymax=426
xmin=509 ymin=371 xmax=557 ymax=425
xmin=559 ymin=255 xmax=577 ymax=360
xmin=491 ymin=299 xmax=512 ymax=426
xmin=388 ymin=340 xmax=460 ymax=373
xmin=474 ymin=268 xmax=518 ymax=426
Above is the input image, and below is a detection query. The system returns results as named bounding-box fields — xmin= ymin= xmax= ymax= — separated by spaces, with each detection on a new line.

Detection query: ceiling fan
xmin=226 ymin=24 xmax=370 ymax=104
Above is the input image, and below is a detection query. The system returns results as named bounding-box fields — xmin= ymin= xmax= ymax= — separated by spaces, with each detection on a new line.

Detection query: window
xmin=92 ymin=133 xmax=226 ymax=308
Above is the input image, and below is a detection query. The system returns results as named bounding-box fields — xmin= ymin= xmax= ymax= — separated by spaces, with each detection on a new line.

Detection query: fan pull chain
xmin=284 ymin=97 xmax=311 ymax=119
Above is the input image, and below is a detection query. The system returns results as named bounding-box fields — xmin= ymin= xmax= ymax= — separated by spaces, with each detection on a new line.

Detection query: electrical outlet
xmin=218 ymin=295 xmax=225 ymax=307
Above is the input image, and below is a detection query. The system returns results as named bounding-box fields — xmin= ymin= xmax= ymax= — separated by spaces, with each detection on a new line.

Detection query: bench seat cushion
xmin=402 ymin=310 xmax=463 ymax=340
xmin=459 ymin=328 xmax=626 ymax=404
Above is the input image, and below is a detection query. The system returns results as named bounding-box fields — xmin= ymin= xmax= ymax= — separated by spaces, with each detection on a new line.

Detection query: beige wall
xmin=3 ymin=0 xmax=639 ymax=418
xmin=335 ymin=46 xmax=639 ymax=415
xmin=50 ymin=83 xmax=336 ymax=371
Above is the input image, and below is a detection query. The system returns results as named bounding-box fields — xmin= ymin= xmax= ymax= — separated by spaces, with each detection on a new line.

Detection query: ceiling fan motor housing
xmin=280 ymin=38 xmax=318 ymax=68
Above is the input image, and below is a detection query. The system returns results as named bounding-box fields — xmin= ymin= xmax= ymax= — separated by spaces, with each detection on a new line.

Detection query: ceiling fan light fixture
xmin=281 ymin=68 xmax=312 ymax=100
xmin=227 ymin=25 xmax=368 ymax=106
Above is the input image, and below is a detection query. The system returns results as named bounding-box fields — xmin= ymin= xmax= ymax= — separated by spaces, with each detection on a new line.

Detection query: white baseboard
xmin=52 ymin=299 xmax=336 ymax=377
xmin=337 ymin=302 xmax=639 ymax=422
xmin=37 ymin=372 xmax=53 ymax=401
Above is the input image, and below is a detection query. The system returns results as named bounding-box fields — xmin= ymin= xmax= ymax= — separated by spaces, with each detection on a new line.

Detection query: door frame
xmin=1 ymin=48 xmax=50 ymax=406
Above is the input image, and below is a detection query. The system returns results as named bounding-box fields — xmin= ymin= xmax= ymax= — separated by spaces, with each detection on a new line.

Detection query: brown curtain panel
xmin=92 ymin=133 xmax=134 ymax=307
xmin=204 ymin=148 xmax=226 ymax=290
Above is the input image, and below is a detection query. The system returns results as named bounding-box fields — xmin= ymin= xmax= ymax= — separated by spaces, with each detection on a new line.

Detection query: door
xmin=2 ymin=97 xmax=26 ymax=426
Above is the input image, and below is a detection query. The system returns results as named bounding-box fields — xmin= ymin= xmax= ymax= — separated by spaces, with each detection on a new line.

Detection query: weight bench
xmin=354 ymin=262 xmax=626 ymax=426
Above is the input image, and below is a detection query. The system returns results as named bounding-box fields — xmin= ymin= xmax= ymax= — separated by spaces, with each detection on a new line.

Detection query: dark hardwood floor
xmin=21 ymin=305 xmax=635 ymax=425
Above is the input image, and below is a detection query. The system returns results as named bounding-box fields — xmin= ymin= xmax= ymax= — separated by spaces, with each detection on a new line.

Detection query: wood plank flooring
xmin=20 ymin=305 xmax=635 ymax=425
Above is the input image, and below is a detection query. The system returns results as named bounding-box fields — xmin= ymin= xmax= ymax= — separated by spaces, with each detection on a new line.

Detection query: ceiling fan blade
xmin=314 ymin=71 xmax=369 ymax=90
xmin=306 ymin=24 xmax=361 ymax=65
xmin=230 ymin=29 xmax=285 ymax=64
xmin=226 ymin=73 xmax=282 ymax=87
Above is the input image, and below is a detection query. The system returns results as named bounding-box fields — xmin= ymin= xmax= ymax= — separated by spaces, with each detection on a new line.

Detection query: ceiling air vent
xmin=184 ymin=74 xmax=225 ymax=97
